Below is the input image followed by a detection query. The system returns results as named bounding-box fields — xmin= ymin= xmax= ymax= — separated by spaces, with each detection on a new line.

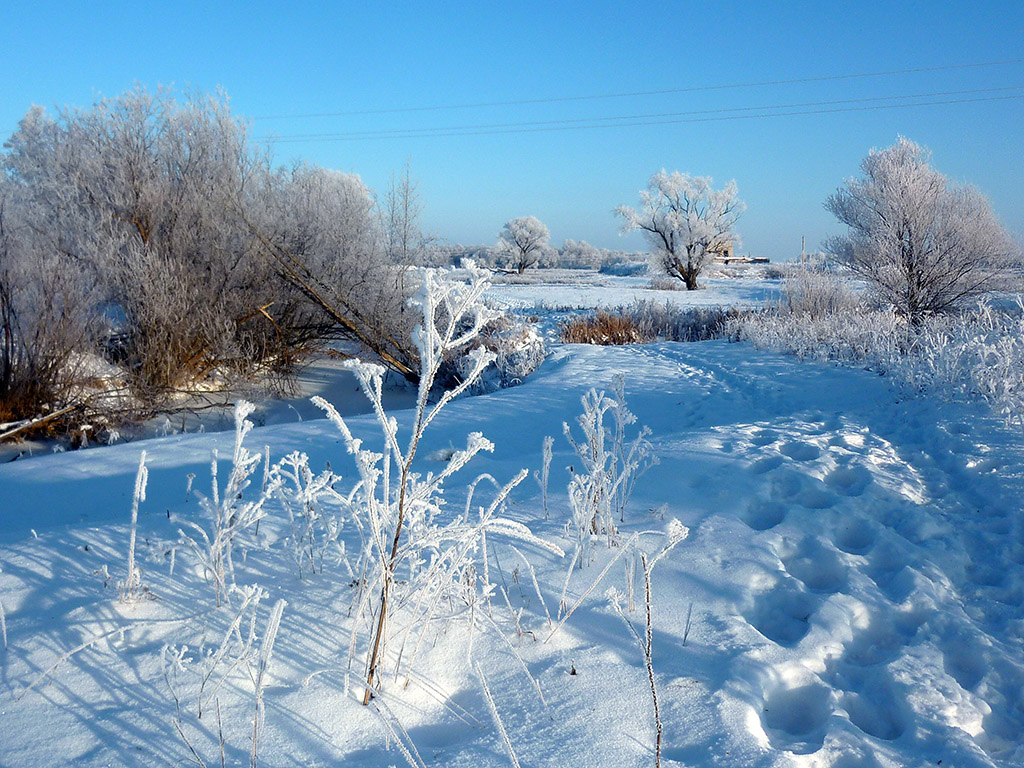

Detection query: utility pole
xmin=800 ymin=235 xmax=806 ymax=267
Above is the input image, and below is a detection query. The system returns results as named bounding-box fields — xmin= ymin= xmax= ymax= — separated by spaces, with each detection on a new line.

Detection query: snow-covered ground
xmin=486 ymin=273 xmax=782 ymax=311
xmin=3 ymin=319 xmax=1024 ymax=766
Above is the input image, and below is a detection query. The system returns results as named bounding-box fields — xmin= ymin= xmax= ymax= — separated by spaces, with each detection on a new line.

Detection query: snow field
xmin=1 ymin=338 xmax=1023 ymax=766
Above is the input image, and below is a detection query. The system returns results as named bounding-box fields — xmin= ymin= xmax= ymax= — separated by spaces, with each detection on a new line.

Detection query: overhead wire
xmin=251 ymin=58 xmax=1024 ymax=120
xmin=261 ymin=90 xmax=1024 ymax=143
xmin=262 ymin=86 xmax=1024 ymax=142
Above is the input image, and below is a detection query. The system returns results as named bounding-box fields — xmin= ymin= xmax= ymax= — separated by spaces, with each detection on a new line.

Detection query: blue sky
xmin=1 ymin=1 xmax=1022 ymax=260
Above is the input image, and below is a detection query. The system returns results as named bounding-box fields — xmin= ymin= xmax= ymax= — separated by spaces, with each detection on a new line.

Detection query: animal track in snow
xmin=835 ymin=666 xmax=908 ymax=741
xmin=796 ymin=481 xmax=837 ymax=510
xmin=748 ymin=455 xmax=783 ymax=475
xmin=939 ymin=633 xmax=988 ymax=691
xmin=824 ymin=464 xmax=872 ymax=497
xmin=834 ymin=517 xmax=878 ymax=556
xmin=750 ymin=428 xmax=779 ymax=446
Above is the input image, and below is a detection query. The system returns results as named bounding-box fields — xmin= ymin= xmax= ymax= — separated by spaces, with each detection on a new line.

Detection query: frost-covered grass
xmin=732 ymin=286 xmax=1024 ymax=425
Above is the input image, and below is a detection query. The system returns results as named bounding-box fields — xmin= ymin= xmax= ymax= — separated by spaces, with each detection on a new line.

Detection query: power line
xmin=252 ymin=58 xmax=1024 ymax=120
xmin=261 ymin=86 xmax=1024 ymax=142
xmin=267 ymin=93 xmax=1024 ymax=142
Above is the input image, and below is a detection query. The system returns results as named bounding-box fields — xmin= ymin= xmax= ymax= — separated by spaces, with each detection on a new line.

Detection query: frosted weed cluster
xmin=72 ymin=262 xmax=571 ymax=765
xmin=733 ymin=272 xmax=1024 ymax=425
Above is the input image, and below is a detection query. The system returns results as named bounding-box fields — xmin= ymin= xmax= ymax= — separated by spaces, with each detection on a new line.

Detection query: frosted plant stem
xmin=121 ymin=451 xmax=148 ymax=603
xmin=477 ymin=662 xmax=521 ymax=768
xmin=642 ymin=553 xmax=663 ymax=768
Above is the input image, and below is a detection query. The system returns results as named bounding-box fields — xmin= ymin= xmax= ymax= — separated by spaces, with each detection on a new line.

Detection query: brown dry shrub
xmin=560 ymin=312 xmax=654 ymax=345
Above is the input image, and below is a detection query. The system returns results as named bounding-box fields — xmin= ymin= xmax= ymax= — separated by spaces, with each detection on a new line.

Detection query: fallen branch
xmin=0 ymin=403 xmax=82 ymax=443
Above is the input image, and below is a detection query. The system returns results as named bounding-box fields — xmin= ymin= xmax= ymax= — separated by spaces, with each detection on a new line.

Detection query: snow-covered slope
xmin=1 ymin=340 xmax=1023 ymax=767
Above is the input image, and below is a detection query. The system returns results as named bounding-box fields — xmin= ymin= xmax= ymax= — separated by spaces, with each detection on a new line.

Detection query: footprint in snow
xmin=779 ymin=535 xmax=848 ymax=594
xmin=834 ymin=516 xmax=878 ymax=556
xmin=780 ymin=440 xmax=821 ymax=462
xmin=740 ymin=498 xmax=787 ymax=531
xmin=824 ymin=464 xmax=872 ymax=497
xmin=759 ymin=664 xmax=832 ymax=754
xmin=744 ymin=577 xmax=820 ymax=647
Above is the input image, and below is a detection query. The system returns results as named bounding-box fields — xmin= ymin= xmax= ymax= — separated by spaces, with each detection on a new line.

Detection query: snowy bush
xmin=447 ymin=314 xmax=548 ymax=391
xmin=781 ymin=267 xmax=862 ymax=319
xmin=272 ymin=450 xmax=347 ymax=579
xmin=733 ymin=293 xmax=1024 ymax=424
xmin=311 ymin=262 xmax=562 ymax=704
xmin=564 ymin=376 xmax=655 ymax=567
xmin=0 ymin=87 xmax=423 ymax=430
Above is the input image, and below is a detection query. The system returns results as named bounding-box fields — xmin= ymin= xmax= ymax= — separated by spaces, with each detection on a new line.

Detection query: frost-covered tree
xmin=1 ymin=86 xmax=424 ymax=416
xmin=2 ymin=88 xmax=280 ymax=397
xmin=0 ymin=163 xmax=101 ymax=422
xmin=617 ymin=171 xmax=744 ymax=290
xmin=825 ymin=137 xmax=1016 ymax=326
xmin=558 ymin=239 xmax=601 ymax=269
xmin=497 ymin=216 xmax=550 ymax=274
xmin=254 ymin=162 xmax=420 ymax=381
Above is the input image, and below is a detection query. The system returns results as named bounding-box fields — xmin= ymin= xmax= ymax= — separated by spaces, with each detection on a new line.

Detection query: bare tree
xmin=617 ymin=171 xmax=744 ymax=290
xmin=380 ymin=160 xmax=434 ymax=269
xmin=497 ymin=216 xmax=550 ymax=274
xmin=825 ymin=137 xmax=1017 ymax=326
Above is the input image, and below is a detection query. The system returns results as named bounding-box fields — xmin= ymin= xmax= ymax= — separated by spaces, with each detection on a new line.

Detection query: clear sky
xmin=1 ymin=1 xmax=1022 ymax=260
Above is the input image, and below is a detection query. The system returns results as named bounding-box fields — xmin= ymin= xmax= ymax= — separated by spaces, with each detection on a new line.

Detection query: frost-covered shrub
xmin=733 ymin=294 xmax=1024 ymax=424
xmin=448 ymin=314 xmax=547 ymax=391
xmin=623 ymin=300 xmax=741 ymax=342
xmin=564 ymin=376 xmax=655 ymax=567
xmin=729 ymin=303 xmax=904 ymax=366
xmin=272 ymin=451 xmax=347 ymax=579
xmin=648 ymin=276 xmax=685 ymax=291
xmin=782 ymin=268 xmax=862 ymax=319
xmin=178 ymin=401 xmax=279 ymax=606
xmin=311 ymin=262 xmax=562 ymax=705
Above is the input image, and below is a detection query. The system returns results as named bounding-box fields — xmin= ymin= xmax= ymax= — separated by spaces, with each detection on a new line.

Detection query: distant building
xmin=712 ymin=239 xmax=769 ymax=264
